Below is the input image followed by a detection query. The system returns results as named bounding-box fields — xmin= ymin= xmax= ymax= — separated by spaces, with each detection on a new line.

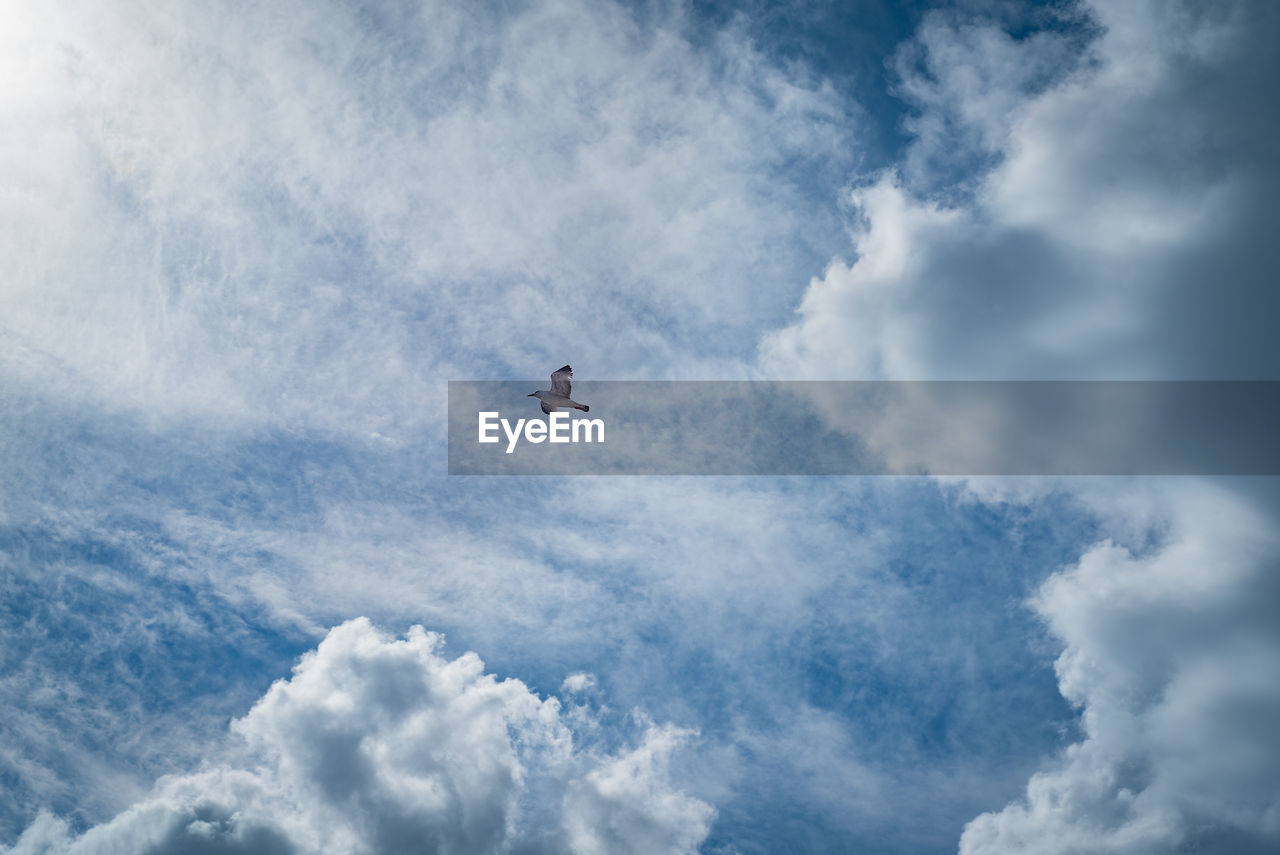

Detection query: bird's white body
xmin=531 ymin=391 xmax=589 ymax=412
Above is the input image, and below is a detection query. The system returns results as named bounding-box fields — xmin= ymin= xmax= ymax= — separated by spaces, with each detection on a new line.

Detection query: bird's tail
xmin=576 ymin=404 xmax=589 ymax=412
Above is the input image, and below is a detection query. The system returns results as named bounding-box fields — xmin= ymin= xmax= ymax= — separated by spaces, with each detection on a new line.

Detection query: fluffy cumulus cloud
xmin=2 ymin=618 xmax=712 ymax=855
xmin=760 ymin=0 xmax=1280 ymax=849
xmin=960 ymin=481 xmax=1280 ymax=853
xmin=761 ymin=0 xmax=1280 ymax=380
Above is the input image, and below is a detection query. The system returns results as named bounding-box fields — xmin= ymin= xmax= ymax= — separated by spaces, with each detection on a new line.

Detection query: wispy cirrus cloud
xmin=1 ymin=0 xmax=855 ymax=438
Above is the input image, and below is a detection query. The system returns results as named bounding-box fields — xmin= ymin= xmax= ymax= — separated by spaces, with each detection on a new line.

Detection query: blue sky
xmin=2 ymin=1 xmax=1278 ymax=853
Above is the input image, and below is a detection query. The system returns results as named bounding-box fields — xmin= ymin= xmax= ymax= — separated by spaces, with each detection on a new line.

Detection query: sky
xmin=1 ymin=0 xmax=1278 ymax=853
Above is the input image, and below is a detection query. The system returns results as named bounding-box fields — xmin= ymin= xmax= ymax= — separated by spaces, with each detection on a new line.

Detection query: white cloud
xmin=893 ymin=8 xmax=1086 ymax=191
xmin=2 ymin=618 xmax=712 ymax=855
xmin=960 ymin=480 xmax=1280 ymax=853
xmin=1 ymin=374 xmax=1084 ymax=850
xmin=0 ymin=0 xmax=853 ymax=439
xmin=761 ymin=0 xmax=1280 ymax=381
xmin=6 ymin=1 xmax=1277 ymax=850
xmin=759 ymin=0 xmax=1280 ymax=848
xmin=561 ymin=673 xmax=597 ymax=694
xmin=564 ymin=722 xmax=713 ymax=855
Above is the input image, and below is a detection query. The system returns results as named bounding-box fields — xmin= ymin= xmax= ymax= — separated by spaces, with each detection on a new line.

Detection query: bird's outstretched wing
xmin=540 ymin=400 xmax=557 ymax=415
xmin=550 ymin=365 xmax=573 ymax=397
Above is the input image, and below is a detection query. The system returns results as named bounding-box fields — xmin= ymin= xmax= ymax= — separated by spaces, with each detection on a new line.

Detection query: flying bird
xmin=529 ymin=365 xmax=590 ymax=414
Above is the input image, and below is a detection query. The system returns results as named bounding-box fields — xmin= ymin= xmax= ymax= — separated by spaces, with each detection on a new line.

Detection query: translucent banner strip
xmin=448 ymin=381 xmax=1280 ymax=475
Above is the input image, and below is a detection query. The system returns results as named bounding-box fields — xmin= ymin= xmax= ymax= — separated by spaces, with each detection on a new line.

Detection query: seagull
xmin=529 ymin=365 xmax=590 ymax=414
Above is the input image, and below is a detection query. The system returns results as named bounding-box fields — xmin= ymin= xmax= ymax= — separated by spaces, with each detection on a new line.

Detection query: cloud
xmin=0 ymin=457 xmax=305 ymax=840
xmin=5 ymin=368 xmax=1085 ymax=851
xmin=6 ymin=1 xmax=1278 ymax=851
xmin=0 ymin=0 xmax=855 ymax=440
xmin=561 ymin=673 xmax=597 ymax=694
xmin=892 ymin=5 xmax=1091 ymax=192
xmin=0 ymin=391 xmax=1101 ymax=852
xmin=760 ymin=0 xmax=1280 ymax=381
xmin=564 ymin=721 xmax=712 ymax=855
xmin=959 ymin=480 xmax=1280 ymax=853
xmin=3 ymin=618 xmax=713 ymax=855
xmin=759 ymin=0 xmax=1280 ymax=848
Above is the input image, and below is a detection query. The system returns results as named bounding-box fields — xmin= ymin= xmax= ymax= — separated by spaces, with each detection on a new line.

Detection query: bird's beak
xmin=527 ymin=393 xmax=535 ymax=397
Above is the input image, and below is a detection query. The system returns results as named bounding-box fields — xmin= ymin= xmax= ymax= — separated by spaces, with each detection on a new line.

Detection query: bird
xmin=529 ymin=365 xmax=590 ymax=414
